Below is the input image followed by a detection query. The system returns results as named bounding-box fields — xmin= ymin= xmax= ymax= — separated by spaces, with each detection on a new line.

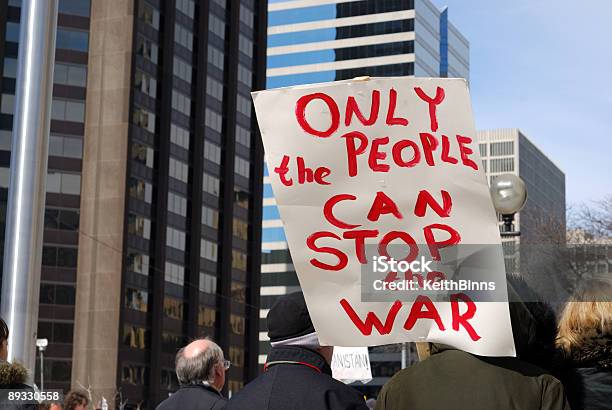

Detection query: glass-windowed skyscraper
xmin=0 ymin=0 xmax=266 ymax=406
xmin=261 ymin=0 xmax=469 ymax=398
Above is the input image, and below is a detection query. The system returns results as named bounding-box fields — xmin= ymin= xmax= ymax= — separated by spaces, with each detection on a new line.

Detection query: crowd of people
xmin=0 ymin=277 xmax=610 ymax=410
xmin=156 ymin=277 xmax=611 ymax=410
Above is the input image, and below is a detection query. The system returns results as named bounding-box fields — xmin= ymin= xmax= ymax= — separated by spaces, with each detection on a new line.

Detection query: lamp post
xmin=490 ymin=174 xmax=527 ymax=237
xmin=36 ymin=338 xmax=48 ymax=391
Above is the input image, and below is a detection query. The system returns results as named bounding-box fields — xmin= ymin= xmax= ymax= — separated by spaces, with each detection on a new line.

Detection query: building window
xmin=131 ymin=142 xmax=155 ymax=168
xmin=490 ymin=158 xmax=514 ymax=173
xmin=128 ymin=177 xmax=153 ymax=203
xmin=138 ymin=0 xmax=159 ymax=30
xmin=206 ymin=76 xmax=224 ymax=101
xmin=135 ymin=69 xmax=157 ymax=98
xmin=49 ymin=135 xmax=83 ymax=158
xmin=232 ymin=219 xmax=248 ymax=241
xmin=161 ymin=369 xmax=179 ymax=390
xmin=56 ymin=28 xmax=89 ymax=52
xmin=234 ymin=156 xmax=250 ymax=178
xmin=229 ymin=346 xmax=245 ymax=367
xmin=230 ymin=315 xmax=245 ymax=336
xmin=201 ymin=239 xmax=218 ymax=262
xmin=168 ymin=192 xmax=187 ymax=217
xmin=165 ymin=261 xmax=185 ymax=285
xmin=198 ymin=306 xmax=216 ymax=327
xmin=162 ymin=333 xmax=186 ymax=354
xmin=173 ymin=56 xmax=192 ymax=83
xmin=136 ymin=35 xmax=159 ymax=64
xmin=39 ymin=283 xmax=76 ymax=304
xmin=122 ymin=365 xmax=148 ymax=386
xmin=209 ymin=14 xmax=225 ymax=39
xmin=46 ymin=172 xmax=81 ymax=195
xmin=176 ymin=0 xmax=195 ymax=18
xmin=237 ymin=64 xmax=252 ymax=88
xmin=235 ymin=125 xmax=250 ymax=148
xmin=54 ymin=63 xmax=87 ymax=87
xmin=239 ymin=5 xmax=254 ymax=27
xmin=127 ymin=251 xmax=149 ymax=275
xmin=174 ymin=23 xmax=193 ymax=50
xmin=125 ymin=288 xmax=148 ymax=312
xmin=128 ymin=214 xmax=151 ymax=239
xmin=133 ymin=107 xmax=156 ymax=133
xmin=236 ymin=94 xmax=251 ymax=118
xmin=0 ymin=94 xmax=14 ymax=115
xmin=44 ymin=208 xmax=79 ymax=231
xmin=163 ymin=297 xmax=185 ymax=320
xmin=204 ymin=141 xmax=221 ymax=164
xmin=2 ymin=58 xmax=17 ymax=78
xmin=123 ymin=325 xmax=149 ymax=350
xmin=5 ymin=22 xmax=20 ymax=43
xmin=202 ymin=206 xmax=218 ymax=228
xmin=207 ymin=45 xmax=224 ymax=70
xmin=238 ymin=35 xmax=253 ymax=58
xmin=479 ymin=143 xmax=487 ymax=157
xmin=42 ymin=246 xmax=78 ymax=268
xmin=37 ymin=321 xmax=73 ymax=344
xmin=232 ymin=249 xmax=247 ymax=271
xmin=0 ymin=130 xmax=10 ymax=151
xmin=199 ymin=272 xmax=217 ymax=294
xmin=166 ymin=227 xmax=186 ymax=251
xmin=490 ymin=141 xmax=514 ymax=156
xmin=234 ymin=186 xmax=249 ymax=210
xmin=51 ymin=98 xmax=85 ymax=122
xmin=203 ymin=173 xmax=220 ymax=196
xmin=171 ymin=89 xmax=191 ymax=116
xmin=170 ymin=124 xmax=190 ymax=149
xmin=205 ymin=108 xmax=223 ymax=132
xmin=169 ymin=157 xmax=189 ymax=183
xmin=58 ymin=0 xmax=91 ymax=17
xmin=231 ymin=282 xmax=246 ymax=303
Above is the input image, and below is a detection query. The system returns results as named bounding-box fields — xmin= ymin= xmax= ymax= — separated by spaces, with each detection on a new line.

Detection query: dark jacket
xmin=155 ymin=383 xmax=226 ymax=410
xmin=0 ymin=360 xmax=36 ymax=410
xmin=557 ymin=330 xmax=612 ymax=410
xmin=377 ymin=279 xmax=571 ymax=410
xmin=375 ymin=345 xmax=570 ymax=410
xmin=227 ymin=346 xmax=367 ymax=410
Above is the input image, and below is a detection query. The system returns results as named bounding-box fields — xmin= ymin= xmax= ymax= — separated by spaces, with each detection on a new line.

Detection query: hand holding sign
xmin=253 ymin=77 xmax=515 ymax=357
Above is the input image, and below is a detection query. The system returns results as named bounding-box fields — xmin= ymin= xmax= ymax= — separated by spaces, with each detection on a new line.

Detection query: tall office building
xmin=476 ymin=129 xmax=566 ymax=276
xmin=0 ymin=0 xmax=92 ymax=394
xmin=261 ymin=0 xmax=469 ymax=397
xmin=0 ymin=0 xmax=266 ymax=406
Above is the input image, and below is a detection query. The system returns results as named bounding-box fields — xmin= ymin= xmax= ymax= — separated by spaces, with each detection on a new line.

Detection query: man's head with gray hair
xmin=175 ymin=338 xmax=227 ymax=392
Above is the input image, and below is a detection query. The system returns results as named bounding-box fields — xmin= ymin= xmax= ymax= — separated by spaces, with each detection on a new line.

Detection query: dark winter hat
xmin=267 ymin=291 xmax=317 ymax=345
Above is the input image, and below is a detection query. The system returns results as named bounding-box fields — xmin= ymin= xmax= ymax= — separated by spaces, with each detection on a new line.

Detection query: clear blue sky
xmin=442 ymin=0 xmax=612 ymax=205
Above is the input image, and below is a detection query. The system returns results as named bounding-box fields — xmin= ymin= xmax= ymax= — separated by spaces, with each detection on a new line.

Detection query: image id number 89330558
xmin=0 ymin=389 xmax=64 ymax=405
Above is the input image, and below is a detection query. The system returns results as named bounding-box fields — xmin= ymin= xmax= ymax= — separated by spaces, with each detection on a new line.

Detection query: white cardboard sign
xmin=252 ymin=77 xmax=515 ymax=356
xmin=331 ymin=347 xmax=372 ymax=384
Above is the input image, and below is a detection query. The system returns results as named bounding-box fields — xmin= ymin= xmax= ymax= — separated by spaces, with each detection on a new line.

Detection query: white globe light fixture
xmin=490 ymin=174 xmax=527 ymax=236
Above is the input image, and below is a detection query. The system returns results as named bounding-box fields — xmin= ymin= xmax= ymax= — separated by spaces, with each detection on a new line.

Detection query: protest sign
xmin=331 ymin=347 xmax=372 ymax=384
xmin=252 ymin=77 xmax=515 ymax=356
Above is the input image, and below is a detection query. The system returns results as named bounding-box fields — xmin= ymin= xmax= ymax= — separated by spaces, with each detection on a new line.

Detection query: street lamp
xmin=36 ymin=338 xmax=47 ymax=391
xmin=490 ymin=174 xmax=527 ymax=237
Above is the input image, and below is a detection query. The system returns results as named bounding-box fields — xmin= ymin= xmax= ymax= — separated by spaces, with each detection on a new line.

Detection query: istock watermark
xmin=361 ymin=244 xmax=508 ymax=302
xmin=372 ymin=255 xmax=433 ymax=274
